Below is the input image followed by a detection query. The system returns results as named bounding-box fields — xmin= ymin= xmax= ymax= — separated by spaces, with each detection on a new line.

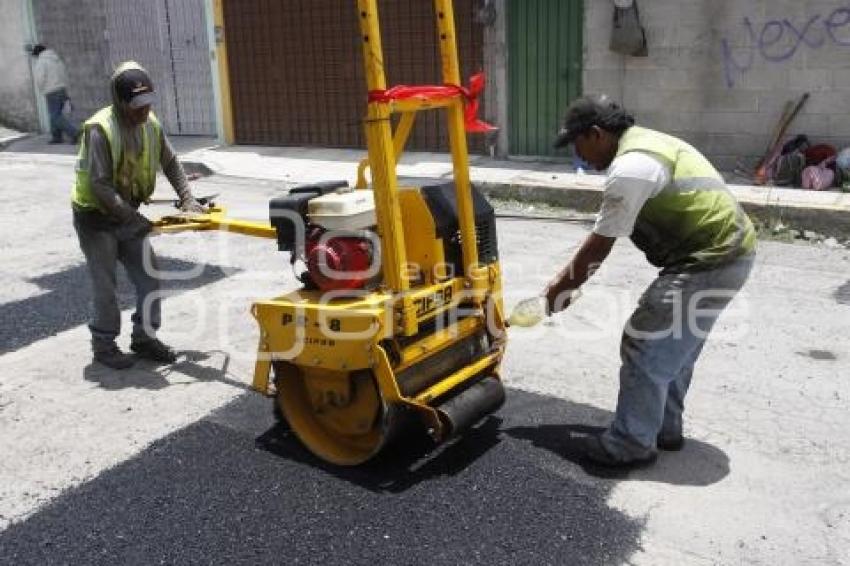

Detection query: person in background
xmin=31 ymin=44 xmax=79 ymax=144
xmin=71 ymin=61 xmax=206 ymax=369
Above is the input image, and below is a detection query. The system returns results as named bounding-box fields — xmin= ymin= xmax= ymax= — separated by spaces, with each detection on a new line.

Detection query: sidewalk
xmin=3 ymin=131 xmax=849 ymax=238
xmin=0 ymin=126 xmax=30 ymax=149
xmin=183 ymin=144 xmax=850 ymax=239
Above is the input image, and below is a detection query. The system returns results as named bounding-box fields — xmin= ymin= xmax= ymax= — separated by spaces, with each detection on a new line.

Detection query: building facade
xmin=0 ymin=0 xmax=38 ymax=131
xmin=583 ymin=0 xmax=850 ymax=171
xmin=3 ymin=0 xmax=850 ymax=171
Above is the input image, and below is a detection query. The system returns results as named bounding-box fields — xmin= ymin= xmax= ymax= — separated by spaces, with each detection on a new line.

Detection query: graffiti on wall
xmin=722 ymin=6 xmax=850 ymax=88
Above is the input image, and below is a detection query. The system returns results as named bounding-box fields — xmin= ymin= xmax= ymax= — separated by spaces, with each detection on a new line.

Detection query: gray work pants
xmin=601 ymin=253 xmax=755 ymax=460
xmin=73 ymin=210 xmax=161 ymax=353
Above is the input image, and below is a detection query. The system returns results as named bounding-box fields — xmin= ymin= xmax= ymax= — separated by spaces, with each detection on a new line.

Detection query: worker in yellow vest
xmin=543 ymin=95 xmax=756 ymax=467
xmin=71 ymin=61 xmax=205 ymax=369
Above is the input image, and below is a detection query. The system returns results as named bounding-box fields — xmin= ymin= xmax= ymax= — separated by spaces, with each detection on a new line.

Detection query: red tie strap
xmin=367 ymin=72 xmax=497 ymax=133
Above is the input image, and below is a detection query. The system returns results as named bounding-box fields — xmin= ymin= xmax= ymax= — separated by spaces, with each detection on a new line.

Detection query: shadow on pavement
xmin=83 ymin=361 xmax=170 ymax=391
xmin=0 ymin=259 xmax=237 ymax=355
xmin=253 ymin=385 xmax=729 ymax=489
xmin=501 ymin=387 xmax=729 ymax=485
xmin=83 ymin=349 xmax=252 ymax=393
xmin=505 ymin=423 xmax=730 ymax=485
xmin=255 ymin=414 xmax=503 ymax=494
xmin=835 ymin=280 xmax=850 ymax=305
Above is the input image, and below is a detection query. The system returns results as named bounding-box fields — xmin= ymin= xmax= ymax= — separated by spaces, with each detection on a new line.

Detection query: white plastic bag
xmin=61 ymin=97 xmax=73 ymax=118
xmin=508 ymin=297 xmax=547 ymax=328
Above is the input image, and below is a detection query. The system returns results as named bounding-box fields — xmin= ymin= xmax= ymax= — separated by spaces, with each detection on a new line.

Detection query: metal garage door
xmin=223 ymin=0 xmax=484 ymax=151
xmin=508 ymin=0 xmax=583 ymax=156
xmin=105 ymin=0 xmax=216 ymax=136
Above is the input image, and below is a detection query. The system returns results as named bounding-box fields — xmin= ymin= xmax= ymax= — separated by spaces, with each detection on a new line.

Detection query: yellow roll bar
xmin=356 ymin=0 xmax=486 ymax=336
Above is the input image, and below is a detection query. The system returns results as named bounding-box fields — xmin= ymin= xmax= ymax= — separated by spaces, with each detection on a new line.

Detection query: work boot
xmin=580 ymin=433 xmax=657 ymax=469
xmin=93 ymin=344 xmax=135 ymax=370
xmin=656 ymin=432 xmax=685 ymax=451
xmin=130 ymin=337 xmax=177 ymax=363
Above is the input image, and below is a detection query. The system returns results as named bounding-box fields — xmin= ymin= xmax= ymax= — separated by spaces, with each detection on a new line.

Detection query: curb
xmin=478 ymin=181 xmax=850 ymax=239
xmin=181 ymin=155 xmax=850 ymax=239
xmin=0 ymin=132 xmax=31 ymax=151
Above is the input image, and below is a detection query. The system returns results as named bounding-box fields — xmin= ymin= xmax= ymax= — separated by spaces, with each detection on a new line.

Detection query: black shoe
xmin=130 ymin=338 xmax=177 ymax=363
xmin=48 ymin=139 xmax=63 ymax=144
xmin=657 ymin=433 xmax=685 ymax=451
xmin=93 ymin=344 xmax=135 ymax=370
xmin=580 ymin=434 xmax=657 ymax=468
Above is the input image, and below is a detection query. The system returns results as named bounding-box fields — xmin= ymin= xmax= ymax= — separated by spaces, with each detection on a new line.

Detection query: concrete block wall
xmin=31 ymin=0 xmax=111 ymax=126
xmin=583 ymin=0 xmax=850 ymax=172
xmin=0 ymin=0 xmax=37 ymax=131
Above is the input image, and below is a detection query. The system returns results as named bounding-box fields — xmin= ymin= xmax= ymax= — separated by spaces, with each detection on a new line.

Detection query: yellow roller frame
xmin=151 ymin=1 xmax=507 ymax=464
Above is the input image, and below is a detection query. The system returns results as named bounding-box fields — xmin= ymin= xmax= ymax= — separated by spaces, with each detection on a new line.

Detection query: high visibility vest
xmin=615 ymin=126 xmax=756 ymax=271
xmin=71 ymin=106 xmax=162 ymax=212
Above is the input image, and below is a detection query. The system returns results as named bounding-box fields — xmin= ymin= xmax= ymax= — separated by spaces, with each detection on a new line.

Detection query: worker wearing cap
xmin=543 ymin=95 xmax=756 ymax=467
xmin=71 ymin=61 xmax=205 ymax=370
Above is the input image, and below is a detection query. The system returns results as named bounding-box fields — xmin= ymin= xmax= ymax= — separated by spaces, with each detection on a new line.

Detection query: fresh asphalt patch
xmin=0 ymin=388 xmax=695 ymax=566
xmin=0 ymin=259 xmax=236 ymax=355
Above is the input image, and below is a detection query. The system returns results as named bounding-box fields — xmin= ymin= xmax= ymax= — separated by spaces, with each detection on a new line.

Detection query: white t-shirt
xmin=593 ymin=151 xmax=671 ymax=238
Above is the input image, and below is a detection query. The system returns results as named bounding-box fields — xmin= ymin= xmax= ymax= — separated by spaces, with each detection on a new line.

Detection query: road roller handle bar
xmin=152 ymin=206 xmax=278 ymax=239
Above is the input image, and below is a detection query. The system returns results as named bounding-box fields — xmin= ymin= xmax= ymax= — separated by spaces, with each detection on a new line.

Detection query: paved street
xmin=1 ymin=151 xmax=849 ymax=565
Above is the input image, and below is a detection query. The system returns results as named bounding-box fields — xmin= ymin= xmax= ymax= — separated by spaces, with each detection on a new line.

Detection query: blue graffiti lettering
xmin=759 ymin=19 xmax=793 ymax=62
xmin=723 ymin=6 xmax=850 ymax=88
xmin=784 ymin=15 xmax=825 ymax=50
xmin=825 ymin=8 xmax=850 ymax=46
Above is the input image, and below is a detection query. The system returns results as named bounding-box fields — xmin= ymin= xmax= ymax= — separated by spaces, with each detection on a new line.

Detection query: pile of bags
xmin=769 ymin=135 xmax=850 ymax=191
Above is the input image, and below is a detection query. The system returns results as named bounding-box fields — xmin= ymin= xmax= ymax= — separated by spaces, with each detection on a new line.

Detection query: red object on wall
xmin=803 ymin=144 xmax=836 ymax=166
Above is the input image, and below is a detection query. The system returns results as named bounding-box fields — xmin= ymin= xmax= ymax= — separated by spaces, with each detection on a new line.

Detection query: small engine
xmin=270 ymin=179 xmax=499 ymax=294
xmin=270 ymin=181 xmax=379 ymax=292
xmin=304 ymin=226 xmax=375 ymax=291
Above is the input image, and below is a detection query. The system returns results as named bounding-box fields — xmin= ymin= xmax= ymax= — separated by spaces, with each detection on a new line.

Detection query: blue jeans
xmin=601 ymin=253 xmax=755 ymax=460
xmin=45 ymin=88 xmax=79 ymax=142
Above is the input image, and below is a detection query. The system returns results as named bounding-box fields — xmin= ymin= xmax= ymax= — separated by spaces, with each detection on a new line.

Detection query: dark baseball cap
xmin=553 ymin=94 xmax=631 ymax=148
xmin=115 ymin=68 xmax=155 ymax=109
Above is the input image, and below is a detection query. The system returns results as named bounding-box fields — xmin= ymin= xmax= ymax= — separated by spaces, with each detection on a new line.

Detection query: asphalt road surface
xmin=0 ymin=391 xmax=646 ymax=565
xmin=1 ymin=151 xmax=848 ymax=565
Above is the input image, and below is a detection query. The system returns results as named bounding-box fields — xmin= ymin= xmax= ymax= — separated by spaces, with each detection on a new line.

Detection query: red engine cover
xmin=305 ymin=227 xmax=373 ymax=291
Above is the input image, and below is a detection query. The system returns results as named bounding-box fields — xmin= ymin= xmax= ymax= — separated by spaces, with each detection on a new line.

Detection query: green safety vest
xmin=615 ymin=126 xmax=756 ymax=271
xmin=71 ymin=106 xmax=162 ymax=212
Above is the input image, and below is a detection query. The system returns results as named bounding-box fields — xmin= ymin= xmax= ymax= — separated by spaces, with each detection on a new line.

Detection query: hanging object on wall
xmin=609 ymin=0 xmax=648 ymax=57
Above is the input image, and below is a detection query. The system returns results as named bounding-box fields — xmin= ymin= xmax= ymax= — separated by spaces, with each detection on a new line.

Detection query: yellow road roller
xmin=156 ymin=0 xmax=507 ymax=465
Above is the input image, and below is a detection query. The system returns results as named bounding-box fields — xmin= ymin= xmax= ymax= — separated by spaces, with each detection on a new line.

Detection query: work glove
xmin=115 ymin=212 xmax=153 ymax=241
xmin=179 ymin=196 xmax=207 ymax=214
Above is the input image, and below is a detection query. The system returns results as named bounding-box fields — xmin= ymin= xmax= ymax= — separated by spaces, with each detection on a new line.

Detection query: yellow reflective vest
xmin=71 ymin=106 xmax=162 ymax=212
xmin=616 ymin=126 xmax=756 ymax=271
